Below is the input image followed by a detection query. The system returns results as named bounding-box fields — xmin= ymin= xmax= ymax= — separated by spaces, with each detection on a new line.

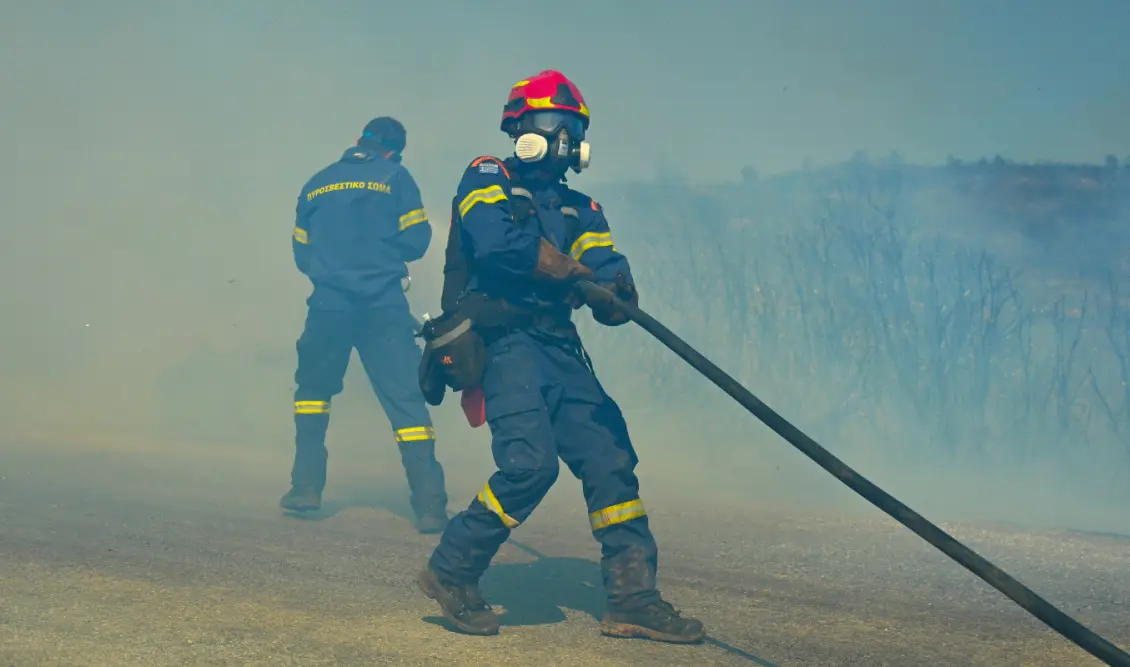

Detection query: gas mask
xmin=511 ymin=111 xmax=591 ymax=174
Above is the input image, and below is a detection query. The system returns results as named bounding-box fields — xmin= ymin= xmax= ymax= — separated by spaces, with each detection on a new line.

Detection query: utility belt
xmin=416 ymin=291 xmax=573 ymax=406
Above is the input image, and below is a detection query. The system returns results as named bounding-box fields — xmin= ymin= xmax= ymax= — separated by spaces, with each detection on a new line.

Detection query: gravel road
xmin=2 ymin=440 xmax=1127 ymax=667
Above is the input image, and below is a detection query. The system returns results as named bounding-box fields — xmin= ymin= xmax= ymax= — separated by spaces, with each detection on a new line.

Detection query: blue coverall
xmin=291 ymin=144 xmax=447 ymax=517
xmin=428 ymin=156 xmax=660 ymax=610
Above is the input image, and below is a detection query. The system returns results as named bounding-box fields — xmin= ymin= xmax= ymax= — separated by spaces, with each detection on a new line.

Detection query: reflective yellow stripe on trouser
xmin=477 ymin=483 xmax=520 ymax=528
xmin=395 ymin=426 xmax=435 ymax=443
xmin=589 ymin=498 xmax=647 ymax=531
xmin=294 ymin=400 xmax=329 ymax=415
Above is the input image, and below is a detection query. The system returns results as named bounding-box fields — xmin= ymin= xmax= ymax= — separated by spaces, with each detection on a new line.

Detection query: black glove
xmin=589 ymin=273 xmax=637 ymax=326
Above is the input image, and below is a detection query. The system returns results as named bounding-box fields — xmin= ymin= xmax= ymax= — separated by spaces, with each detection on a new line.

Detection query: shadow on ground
xmin=420 ymin=542 xmax=780 ymax=666
xmin=277 ymin=482 xmax=781 ymax=664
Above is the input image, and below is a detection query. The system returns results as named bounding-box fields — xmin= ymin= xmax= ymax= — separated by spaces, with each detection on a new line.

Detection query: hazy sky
xmin=3 ymin=0 xmax=1128 ymax=185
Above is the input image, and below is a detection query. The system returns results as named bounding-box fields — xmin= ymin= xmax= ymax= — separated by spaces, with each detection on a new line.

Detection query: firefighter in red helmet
xmin=415 ymin=70 xmax=707 ymax=644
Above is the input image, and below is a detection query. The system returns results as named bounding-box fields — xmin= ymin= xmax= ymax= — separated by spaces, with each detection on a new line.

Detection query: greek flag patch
xmin=478 ymin=161 xmax=500 ymax=174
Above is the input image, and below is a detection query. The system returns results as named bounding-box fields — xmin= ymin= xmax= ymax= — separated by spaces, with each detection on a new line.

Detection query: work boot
xmin=279 ymin=485 xmax=322 ymax=512
xmin=600 ymin=599 xmax=706 ymax=644
xmin=399 ymin=439 xmax=449 ymax=530
xmin=416 ymin=566 xmax=500 ymax=636
xmin=288 ymin=421 xmax=328 ymax=513
xmin=415 ymin=509 xmax=449 ymax=535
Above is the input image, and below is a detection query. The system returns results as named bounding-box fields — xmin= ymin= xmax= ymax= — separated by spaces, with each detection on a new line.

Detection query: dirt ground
xmin=2 ymin=439 xmax=1127 ymax=667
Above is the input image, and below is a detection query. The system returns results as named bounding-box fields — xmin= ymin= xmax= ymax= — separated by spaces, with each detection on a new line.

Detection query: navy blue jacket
xmin=453 ymin=155 xmax=635 ymax=316
xmin=294 ymin=145 xmax=432 ymax=309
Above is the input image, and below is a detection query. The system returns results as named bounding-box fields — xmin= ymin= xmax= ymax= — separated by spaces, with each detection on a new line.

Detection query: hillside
xmin=599 ymin=156 xmax=1130 ymax=285
xmin=576 ymin=156 xmax=1130 ymax=493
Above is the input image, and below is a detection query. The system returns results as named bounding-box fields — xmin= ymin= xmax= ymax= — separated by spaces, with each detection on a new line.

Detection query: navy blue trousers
xmin=290 ymin=304 xmax=447 ymax=516
xmin=428 ymin=330 xmax=660 ymax=610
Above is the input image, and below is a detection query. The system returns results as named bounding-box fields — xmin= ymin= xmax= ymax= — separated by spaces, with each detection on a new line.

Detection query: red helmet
xmin=500 ymin=70 xmax=590 ymax=134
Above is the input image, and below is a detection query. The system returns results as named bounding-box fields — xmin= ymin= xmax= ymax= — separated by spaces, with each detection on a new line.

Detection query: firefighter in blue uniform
xmin=415 ymin=72 xmax=706 ymax=643
xmin=282 ymin=117 xmax=450 ymax=534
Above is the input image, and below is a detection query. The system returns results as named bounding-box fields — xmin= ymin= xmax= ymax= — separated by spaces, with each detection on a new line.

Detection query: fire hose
xmin=575 ymin=280 xmax=1130 ymax=667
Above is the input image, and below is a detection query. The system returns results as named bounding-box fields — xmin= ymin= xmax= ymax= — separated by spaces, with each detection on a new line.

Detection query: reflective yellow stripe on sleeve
xmin=398 ymin=208 xmax=429 ymax=231
xmin=293 ymin=226 xmax=309 ymax=244
xmin=569 ymin=231 xmax=614 ymax=260
xmin=294 ymin=400 xmax=329 ymax=414
xmin=477 ymin=483 xmax=520 ymax=528
xmin=458 ymin=185 xmax=507 ymax=218
xmin=395 ymin=426 xmax=436 ymax=443
xmin=589 ymin=498 xmax=646 ymax=531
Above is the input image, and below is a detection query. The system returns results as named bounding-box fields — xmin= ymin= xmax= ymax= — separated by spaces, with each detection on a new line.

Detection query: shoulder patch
xmin=469 ymin=155 xmax=510 ymax=179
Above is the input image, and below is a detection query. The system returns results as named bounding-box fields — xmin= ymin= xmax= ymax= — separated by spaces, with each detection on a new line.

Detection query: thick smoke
xmin=2 ymin=1 xmax=1128 ymax=536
